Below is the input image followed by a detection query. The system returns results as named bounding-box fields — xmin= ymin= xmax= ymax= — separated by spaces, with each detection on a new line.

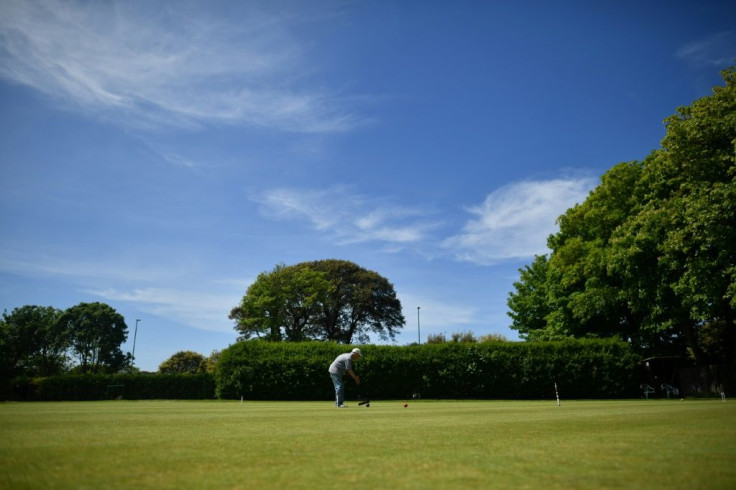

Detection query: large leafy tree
xmin=508 ymin=66 xmax=736 ymax=363
xmin=308 ymin=259 xmax=405 ymax=343
xmin=0 ymin=305 xmax=69 ymax=378
xmin=159 ymin=350 xmax=206 ymax=374
xmin=509 ymin=161 xmax=644 ymax=342
xmin=61 ymin=302 xmax=129 ymax=373
xmin=231 ymin=259 xmax=405 ymax=344
xmin=507 ymin=255 xmax=555 ymax=340
xmin=608 ymin=66 xmax=736 ymax=362
xmin=546 ymin=160 xmax=646 ymax=341
xmin=230 ymin=263 xmax=333 ymax=341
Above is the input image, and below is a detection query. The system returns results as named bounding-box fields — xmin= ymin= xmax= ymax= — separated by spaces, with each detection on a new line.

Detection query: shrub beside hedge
xmin=8 ymin=373 xmax=215 ymax=401
xmin=216 ymin=338 xmax=640 ymax=400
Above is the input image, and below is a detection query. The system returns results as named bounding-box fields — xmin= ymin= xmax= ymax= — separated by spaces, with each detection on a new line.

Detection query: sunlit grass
xmin=1 ymin=399 xmax=734 ymax=489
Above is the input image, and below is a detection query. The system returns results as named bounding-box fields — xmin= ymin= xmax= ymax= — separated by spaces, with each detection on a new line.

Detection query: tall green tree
xmin=0 ymin=305 xmax=69 ymax=378
xmin=230 ymin=264 xmax=289 ymax=341
xmin=507 ymin=255 xmax=557 ymax=341
xmin=61 ymin=302 xmax=129 ymax=373
xmin=231 ymin=259 xmax=404 ymax=344
xmin=607 ymin=66 xmax=736 ymax=362
xmin=230 ymin=263 xmax=333 ymax=341
xmin=546 ymin=160 xmax=645 ymax=341
xmin=509 ymin=161 xmax=644 ymax=342
xmin=280 ymin=263 xmax=334 ymax=341
xmin=308 ymin=259 xmax=405 ymax=343
xmin=508 ymin=66 xmax=736 ymax=363
xmin=659 ymin=66 xmax=736 ymax=361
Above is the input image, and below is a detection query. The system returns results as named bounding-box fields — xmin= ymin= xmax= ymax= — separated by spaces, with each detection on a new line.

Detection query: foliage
xmin=478 ymin=333 xmax=509 ymax=342
xmin=159 ymin=350 xmax=207 ymax=374
xmin=230 ymin=263 xmax=333 ymax=341
xmin=8 ymin=373 xmax=215 ymax=401
xmin=215 ymin=339 xmax=639 ymax=400
xmin=230 ymin=259 xmax=405 ymax=344
xmin=1 ymin=305 xmax=69 ymax=379
xmin=425 ymin=333 xmax=447 ymax=344
xmin=451 ymin=331 xmax=478 ymax=343
xmin=507 ymin=255 xmax=559 ymax=340
xmin=426 ymin=331 xmax=508 ymax=343
xmin=60 ymin=302 xmax=129 ymax=374
xmin=508 ymin=66 xmax=736 ymax=364
xmin=204 ymin=350 xmax=220 ymax=374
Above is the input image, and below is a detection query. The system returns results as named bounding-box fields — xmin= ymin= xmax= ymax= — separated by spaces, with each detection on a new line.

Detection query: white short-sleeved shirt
xmin=329 ymin=353 xmax=353 ymax=375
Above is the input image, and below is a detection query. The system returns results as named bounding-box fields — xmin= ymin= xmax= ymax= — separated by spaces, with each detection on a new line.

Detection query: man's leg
xmin=330 ymin=373 xmax=344 ymax=407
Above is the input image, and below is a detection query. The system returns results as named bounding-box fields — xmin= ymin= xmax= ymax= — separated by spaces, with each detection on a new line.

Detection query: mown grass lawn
xmin=1 ymin=399 xmax=734 ymax=489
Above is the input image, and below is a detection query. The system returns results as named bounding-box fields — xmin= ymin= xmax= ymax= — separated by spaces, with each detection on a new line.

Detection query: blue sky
xmin=1 ymin=0 xmax=734 ymax=372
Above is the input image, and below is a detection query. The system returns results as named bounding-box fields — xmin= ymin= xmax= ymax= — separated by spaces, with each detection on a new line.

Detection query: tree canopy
xmin=230 ymin=259 xmax=405 ymax=344
xmin=1 ymin=301 xmax=132 ymax=378
xmin=1 ymin=305 xmax=68 ymax=378
xmin=159 ymin=350 xmax=207 ymax=374
xmin=60 ymin=302 xmax=129 ymax=374
xmin=508 ymin=66 xmax=736 ymax=364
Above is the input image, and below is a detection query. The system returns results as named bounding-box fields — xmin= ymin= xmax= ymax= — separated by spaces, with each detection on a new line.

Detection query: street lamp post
xmin=417 ymin=306 xmax=421 ymax=345
xmin=132 ymin=319 xmax=141 ymax=365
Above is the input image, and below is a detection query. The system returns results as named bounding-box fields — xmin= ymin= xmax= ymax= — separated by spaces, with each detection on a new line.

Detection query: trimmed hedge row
xmin=216 ymin=339 xmax=641 ymax=400
xmin=8 ymin=373 xmax=215 ymax=401
xmin=4 ymin=339 xmax=641 ymax=401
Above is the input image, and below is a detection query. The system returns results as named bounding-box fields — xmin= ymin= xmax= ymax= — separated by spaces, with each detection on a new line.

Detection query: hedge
xmin=3 ymin=339 xmax=641 ymax=401
xmin=216 ymin=338 xmax=641 ymax=400
xmin=7 ymin=373 xmax=216 ymax=401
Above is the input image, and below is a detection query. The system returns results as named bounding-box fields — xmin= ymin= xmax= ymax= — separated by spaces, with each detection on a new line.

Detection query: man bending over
xmin=328 ymin=348 xmax=361 ymax=408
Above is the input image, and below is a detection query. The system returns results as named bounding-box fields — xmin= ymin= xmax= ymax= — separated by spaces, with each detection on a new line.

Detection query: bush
xmin=8 ymin=373 xmax=216 ymax=401
xmin=8 ymin=339 xmax=640 ymax=401
xmin=215 ymin=338 xmax=640 ymax=400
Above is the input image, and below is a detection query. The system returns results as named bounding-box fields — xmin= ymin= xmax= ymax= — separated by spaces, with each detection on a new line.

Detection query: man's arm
xmin=347 ymin=368 xmax=360 ymax=385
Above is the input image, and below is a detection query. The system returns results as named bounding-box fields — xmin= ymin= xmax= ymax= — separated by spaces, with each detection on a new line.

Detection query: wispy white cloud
xmin=0 ymin=247 xmax=166 ymax=284
xmin=254 ymin=178 xmax=597 ymax=263
xmin=160 ymin=153 xmax=205 ymax=169
xmin=443 ymin=178 xmax=595 ymax=265
xmin=0 ymin=0 xmax=359 ymax=132
xmin=253 ymin=185 xmax=440 ymax=246
xmin=0 ymin=247 xmax=248 ymax=333
xmin=676 ymin=30 xmax=736 ymax=67
xmin=90 ymin=286 xmax=242 ymax=334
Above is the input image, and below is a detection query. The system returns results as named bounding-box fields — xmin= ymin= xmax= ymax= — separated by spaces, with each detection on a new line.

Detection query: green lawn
xmin=1 ymin=399 xmax=734 ymax=489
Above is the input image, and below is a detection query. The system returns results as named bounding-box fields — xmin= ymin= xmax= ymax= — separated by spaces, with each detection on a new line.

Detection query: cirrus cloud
xmin=253 ymin=185 xmax=442 ymax=247
xmin=443 ymin=178 xmax=596 ymax=265
xmin=676 ymin=30 xmax=736 ymax=67
xmin=0 ymin=0 xmax=360 ymax=132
